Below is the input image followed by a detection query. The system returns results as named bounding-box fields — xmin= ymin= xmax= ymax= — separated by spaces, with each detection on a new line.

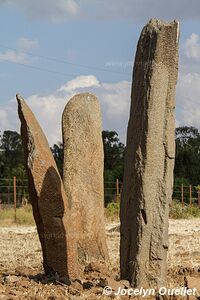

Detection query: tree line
xmin=0 ymin=126 xmax=200 ymax=203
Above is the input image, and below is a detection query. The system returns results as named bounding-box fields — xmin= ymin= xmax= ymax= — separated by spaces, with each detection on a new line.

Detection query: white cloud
xmin=0 ymin=38 xmax=39 ymax=64
xmin=183 ymin=34 xmax=200 ymax=61
xmin=17 ymin=37 xmax=39 ymax=51
xmin=0 ymin=50 xmax=30 ymax=64
xmin=58 ymin=75 xmax=100 ymax=92
xmin=173 ymin=34 xmax=200 ymax=131
xmin=26 ymin=94 xmax=66 ymax=145
xmin=0 ymin=109 xmax=10 ymax=128
xmin=100 ymin=81 xmax=130 ymax=116
xmin=3 ymin=0 xmax=79 ymax=23
xmin=2 ymin=0 xmax=200 ymax=23
xmin=79 ymin=0 xmax=200 ymax=22
xmin=176 ymin=72 xmax=200 ymax=129
xmin=0 ymin=75 xmax=130 ymax=145
xmin=2 ymin=71 xmax=200 ymax=147
xmin=98 ymin=81 xmax=131 ymax=139
xmin=0 ymin=99 xmax=19 ymax=135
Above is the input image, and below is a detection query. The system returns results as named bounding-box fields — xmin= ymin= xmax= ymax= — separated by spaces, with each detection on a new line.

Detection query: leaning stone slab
xmin=62 ymin=93 xmax=109 ymax=264
xmin=17 ymin=94 xmax=80 ymax=280
xmin=120 ymin=19 xmax=179 ymax=288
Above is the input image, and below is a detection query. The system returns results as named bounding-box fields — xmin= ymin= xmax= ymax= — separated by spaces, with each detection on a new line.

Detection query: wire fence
xmin=104 ymin=179 xmax=123 ymax=205
xmin=0 ymin=178 xmax=123 ymax=209
xmin=0 ymin=177 xmax=29 ymax=209
xmin=0 ymin=178 xmax=200 ymax=210
xmin=173 ymin=184 xmax=200 ymax=208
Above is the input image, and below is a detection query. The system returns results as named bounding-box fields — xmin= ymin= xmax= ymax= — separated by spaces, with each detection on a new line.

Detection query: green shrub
xmin=0 ymin=205 xmax=35 ymax=226
xmin=105 ymin=202 xmax=120 ymax=221
xmin=16 ymin=205 xmax=35 ymax=225
xmin=0 ymin=209 xmax=15 ymax=225
xmin=170 ymin=200 xmax=200 ymax=219
xmin=105 ymin=200 xmax=200 ymax=221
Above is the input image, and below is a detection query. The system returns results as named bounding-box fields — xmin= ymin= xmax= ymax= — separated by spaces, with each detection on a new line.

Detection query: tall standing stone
xmin=17 ymin=94 xmax=80 ymax=280
xmin=62 ymin=93 xmax=109 ymax=264
xmin=120 ymin=19 xmax=179 ymax=288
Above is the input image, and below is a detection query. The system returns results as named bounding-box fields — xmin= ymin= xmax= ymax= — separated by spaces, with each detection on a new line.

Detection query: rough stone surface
xmin=17 ymin=94 xmax=81 ymax=280
xmin=120 ymin=19 xmax=179 ymax=288
xmin=62 ymin=93 xmax=108 ymax=264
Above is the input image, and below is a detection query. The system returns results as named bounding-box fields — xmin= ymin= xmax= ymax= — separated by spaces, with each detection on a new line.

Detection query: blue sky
xmin=1 ymin=0 xmax=200 ymax=145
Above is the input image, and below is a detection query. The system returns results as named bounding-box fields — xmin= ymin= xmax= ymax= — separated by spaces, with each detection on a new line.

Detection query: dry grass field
xmin=0 ymin=216 xmax=200 ymax=299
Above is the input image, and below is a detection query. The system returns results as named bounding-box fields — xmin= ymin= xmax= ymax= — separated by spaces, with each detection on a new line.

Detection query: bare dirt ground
xmin=0 ymin=219 xmax=200 ymax=299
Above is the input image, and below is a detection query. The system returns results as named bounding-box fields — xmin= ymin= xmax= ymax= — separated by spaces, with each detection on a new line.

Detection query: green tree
xmin=175 ymin=126 xmax=200 ymax=185
xmin=102 ymin=130 xmax=125 ymax=204
xmin=51 ymin=142 xmax=63 ymax=177
xmin=0 ymin=130 xmax=25 ymax=178
xmin=102 ymin=130 xmax=124 ymax=176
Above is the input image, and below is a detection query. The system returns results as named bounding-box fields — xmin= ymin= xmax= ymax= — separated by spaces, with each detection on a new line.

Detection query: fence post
xmin=13 ymin=176 xmax=17 ymax=221
xmin=189 ymin=185 xmax=192 ymax=208
xmin=116 ymin=179 xmax=120 ymax=203
xmin=198 ymin=191 xmax=200 ymax=208
xmin=8 ymin=186 xmax=10 ymax=204
xmin=181 ymin=184 xmax=184 ymax=208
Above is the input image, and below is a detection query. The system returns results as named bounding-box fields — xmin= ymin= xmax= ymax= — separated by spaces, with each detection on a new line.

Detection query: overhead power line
xmin=1 ymin=59 xmax=79 ymax=78
xmin=0 ymin=58 xmax=131 ymax=81
xmin=0 ymin=44 xmax=131 ymax=76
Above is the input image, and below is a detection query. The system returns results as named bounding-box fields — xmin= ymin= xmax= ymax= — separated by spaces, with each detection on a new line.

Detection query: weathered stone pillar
xmin=62 ymin=93 xmax=109 ymax=264
xmin=17 ymin=94 xmax=81 ymax=281
xmin=120 ymin=19 xmax=179 ymax=288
